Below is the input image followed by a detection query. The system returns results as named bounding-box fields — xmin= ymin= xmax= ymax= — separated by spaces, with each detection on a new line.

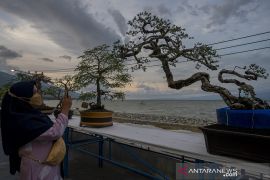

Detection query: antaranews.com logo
xmin=176 ymin=163 xmax=239 ymax=179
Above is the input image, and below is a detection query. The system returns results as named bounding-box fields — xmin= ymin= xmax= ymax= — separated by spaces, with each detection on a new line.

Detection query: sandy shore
xmin=113 ymin=112 xmax=216 ymax=132
xmin=73 ymin=110 xmax=215 ymax=132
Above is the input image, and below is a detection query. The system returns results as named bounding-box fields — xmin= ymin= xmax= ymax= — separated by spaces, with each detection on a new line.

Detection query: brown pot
xmin=80 ymin=111 xmax=113 ymax=128
xmin=200 ymin=124 xmax=270 ymax=162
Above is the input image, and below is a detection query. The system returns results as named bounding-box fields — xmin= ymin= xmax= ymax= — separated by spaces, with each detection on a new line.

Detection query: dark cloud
xmin=0 ymin=0 xmax=119 ymax=53
xmin=0 ymin=45 xmax=22 ymax=59
xmin=157 ymin=4 xmax=171 ymax=16
xmin=204 ymin=0 xmax=258 ymax=29
xmin=0 ymin=45 xmax=22 ymax=71
xmin=40 ymin=57 xmax=54 ymax=62
xmin=108 ymin=9 xmax=128 ymax=36
xmin=59 ymin=55 xmax=72 ymax=61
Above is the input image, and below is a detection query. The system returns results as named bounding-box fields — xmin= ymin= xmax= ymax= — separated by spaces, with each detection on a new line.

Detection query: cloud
xmin=0 ymin=0 xmax=120 ymax=53
xmin=40 ymin=57 xmax=54 ymax=62
xmin=143 ymin=6 xmax=154 ymax=13
xmin=181 ymin=0 xmax=193 ymax=9
xmin=0 ymin=45 xmax=22 ymax=59
xmin=0 ymin=45 xmax=22 ymax=72
xmin=59 ymin=55 xmax=72 ymax=61
xmin=176 ymin=6 xmax=185 ymax=13
xmin=157 ymin=4 xmax=171 ymax=16
xmin=204 ymin=0 xmax=258 ymax=29
xmin=136 ymin=83 xmax=156 ymax=91
xmin=175 ymin=0 xmax=198 ymax=16
xmin=108 ymin=8 xmax=128 ymax=36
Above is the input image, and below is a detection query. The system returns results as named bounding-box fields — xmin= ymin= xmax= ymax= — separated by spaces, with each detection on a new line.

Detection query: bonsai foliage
xmin=43 ymin=86 xmax=63 ymax=101
xmin=75 ymin=44 xmax=132 ymax=110
xmin=115 ymin=11 xmax=269 ymax=109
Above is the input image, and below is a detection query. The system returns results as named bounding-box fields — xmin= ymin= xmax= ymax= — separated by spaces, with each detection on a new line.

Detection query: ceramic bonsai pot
xmin=80 ymin=110 xmax=113 ymax=128
xmin=201 ymin=107 xmax=270 ymax=162
xmin=200 ymin=124 xmax=270 ymax=162
xmin=216 ymin=107 xmax=270 ymax=128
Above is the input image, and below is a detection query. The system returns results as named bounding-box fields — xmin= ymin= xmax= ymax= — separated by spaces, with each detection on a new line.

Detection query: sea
xmin=44 ymin=100 xmax=227 ymax=122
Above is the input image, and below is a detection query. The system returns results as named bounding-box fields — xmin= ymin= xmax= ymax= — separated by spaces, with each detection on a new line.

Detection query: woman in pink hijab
xmin=1 ymin=81 xmax=72 ymax=180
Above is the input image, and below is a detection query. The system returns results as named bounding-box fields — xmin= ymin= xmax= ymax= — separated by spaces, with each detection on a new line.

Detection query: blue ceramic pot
xmin=216 ymin=107 xmax=270 ymax=129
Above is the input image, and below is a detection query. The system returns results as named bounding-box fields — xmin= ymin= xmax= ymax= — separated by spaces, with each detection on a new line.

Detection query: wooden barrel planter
xmin=200 ymin=107 xmax=270 ymax=162
xmin=80 ymin=111 xmax=113 ymax=128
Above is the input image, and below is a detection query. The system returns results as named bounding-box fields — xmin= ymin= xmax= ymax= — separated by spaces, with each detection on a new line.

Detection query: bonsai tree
xmin=75 ymin=44 xmax=132 ymax=111
xmin=44 ymin=75 xmax=79 ymax=108
xmin=115 ymin=11 xmax=269 ymax=110
xmin=43 ymin=86 xmax=63 ymax=101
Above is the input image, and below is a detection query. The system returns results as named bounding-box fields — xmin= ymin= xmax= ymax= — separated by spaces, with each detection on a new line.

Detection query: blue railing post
xmin=63 ymin=127 xmax=70 ymax=177
xmin=98 ymin=135 xmax=104 ymax=168
xmin=109 ymin=139 xmax=112 ymax=160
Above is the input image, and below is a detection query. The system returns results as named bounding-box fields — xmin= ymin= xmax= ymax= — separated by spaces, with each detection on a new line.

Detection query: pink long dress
xmin=18 ymin=113 xmax=68 ymax=180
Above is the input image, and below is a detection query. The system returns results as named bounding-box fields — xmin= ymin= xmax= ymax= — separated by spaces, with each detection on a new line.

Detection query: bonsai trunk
xmin=96 ymin=79 xmax=102 ymax=108
xmin=160 ymin=59 xmax=269 ymax=109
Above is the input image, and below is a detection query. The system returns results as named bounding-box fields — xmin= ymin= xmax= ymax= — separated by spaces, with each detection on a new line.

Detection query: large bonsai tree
xmin=75 ymin=44 xmax=132 ymax=110
xmin=115 ymin=11 xmax=269 ymax=110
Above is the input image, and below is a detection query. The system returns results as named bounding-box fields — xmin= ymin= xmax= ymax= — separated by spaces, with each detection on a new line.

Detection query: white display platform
xmin=64 ymin=116 xmax=269 ymax=175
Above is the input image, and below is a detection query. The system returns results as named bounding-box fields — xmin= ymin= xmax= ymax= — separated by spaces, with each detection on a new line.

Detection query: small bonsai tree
xmin=44 ymin=75 xmax=79 ymax=109
xmin=75 ymin=44 xmax=132 ymax=111
xmin=43 ymin=86 xmax=63 ymax=101
xmin=115 ymin=11 xmax=269 ymax=110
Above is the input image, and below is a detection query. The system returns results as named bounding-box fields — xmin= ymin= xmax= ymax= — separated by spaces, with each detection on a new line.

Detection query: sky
xmin=0 ymin=0 xmax=270 ymax=100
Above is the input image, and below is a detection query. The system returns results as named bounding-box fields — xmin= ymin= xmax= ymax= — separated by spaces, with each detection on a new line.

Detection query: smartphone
xmin=64 ymin=89 xmax=69 ymax=97
xmin=64 ymin=85 xmax=69 ymax=97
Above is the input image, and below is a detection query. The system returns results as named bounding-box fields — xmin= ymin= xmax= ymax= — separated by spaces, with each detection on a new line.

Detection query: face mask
xmin=8 ymin=91 xmax=43 ymax=108
xmin=29 ymin=93 xmax=43 ymax=107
